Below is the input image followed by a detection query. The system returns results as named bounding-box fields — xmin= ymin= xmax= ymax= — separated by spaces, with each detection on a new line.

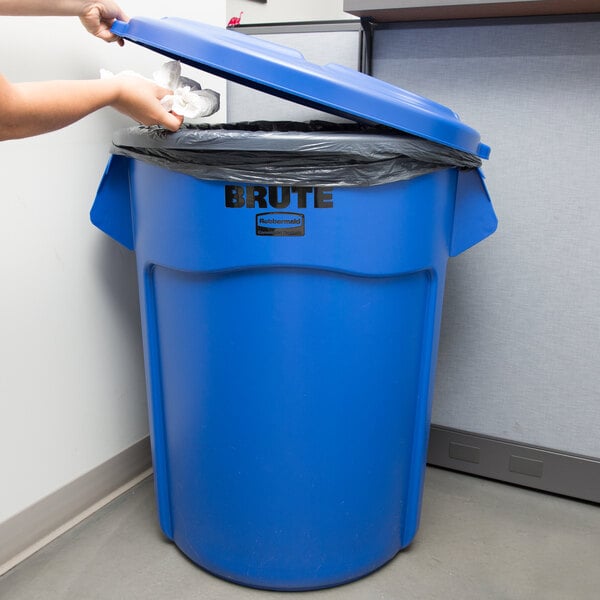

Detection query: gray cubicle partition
xmin=228 ymin=16 xmax=600 ymax=503
xmin=227 ymin=21 xmax=364 ymax=122
xmin=372 ymin=15 xmax=600 ymax=502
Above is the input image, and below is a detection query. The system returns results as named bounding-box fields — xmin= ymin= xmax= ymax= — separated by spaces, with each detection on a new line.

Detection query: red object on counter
xmin=227 ymin=11 xmax=243 ymax=28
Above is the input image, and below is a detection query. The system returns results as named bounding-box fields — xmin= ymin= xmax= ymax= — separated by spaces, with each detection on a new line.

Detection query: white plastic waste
xmin=100 ymin=60 xmax=220 ymax=122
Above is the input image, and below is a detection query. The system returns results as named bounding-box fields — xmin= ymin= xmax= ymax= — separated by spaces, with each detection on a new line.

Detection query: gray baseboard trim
xmin=2 ymin=428 xmax=596 ymax=575
xmin=428 ymin=425 xmax=600 ymax=504
xmin=0 ymin=437 xmax=152 ymax=574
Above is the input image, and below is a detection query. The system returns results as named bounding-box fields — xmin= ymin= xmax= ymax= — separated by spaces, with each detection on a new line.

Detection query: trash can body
xmin=91 ymin=15 xmax=497 ymax=592
xmin=93 ymin=155 xmax=495 ymax=590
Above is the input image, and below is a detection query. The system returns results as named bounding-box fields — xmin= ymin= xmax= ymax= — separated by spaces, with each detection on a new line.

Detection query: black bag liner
xmin=111 ymin=121 xmax=482 ymax=187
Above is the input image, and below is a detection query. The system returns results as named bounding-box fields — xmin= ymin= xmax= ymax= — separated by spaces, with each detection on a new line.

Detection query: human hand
xmin=79 ymin=1 xmax=129 ymax=45
xmin=109 ymin=75 xmax=184 ymax=132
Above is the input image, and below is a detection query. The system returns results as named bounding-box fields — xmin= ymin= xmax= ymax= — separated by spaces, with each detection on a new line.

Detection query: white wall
xmin=0 ymin=1 xmax=226 ymax=525
xmin=226 ymin=0 xmax=349 ymax=24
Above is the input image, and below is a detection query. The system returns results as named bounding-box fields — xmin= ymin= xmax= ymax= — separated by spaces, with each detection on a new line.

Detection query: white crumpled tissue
xmin=100 ymin=60 xmax=220 ymax=122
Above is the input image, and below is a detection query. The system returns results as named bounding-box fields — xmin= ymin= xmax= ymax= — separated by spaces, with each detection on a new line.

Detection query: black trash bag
xmin=111 ymin=121 xmax=482 ymax=187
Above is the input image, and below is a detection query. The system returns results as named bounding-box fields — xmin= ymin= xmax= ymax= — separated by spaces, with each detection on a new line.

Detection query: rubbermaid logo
xmin=256 ymin=212 xmax=305 ymax=237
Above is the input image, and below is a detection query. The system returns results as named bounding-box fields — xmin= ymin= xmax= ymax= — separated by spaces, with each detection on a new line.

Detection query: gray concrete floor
xmin=1 ymin=467 xmax=599 ymax=600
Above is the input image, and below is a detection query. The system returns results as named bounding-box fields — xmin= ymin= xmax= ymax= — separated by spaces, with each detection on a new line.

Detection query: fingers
xmin=134 ymin=110 xmax=183 ymax=132
xmin=80 ymin=2 xmax=129 ymax=44
xmin=94 ymin=28 xmax=124 ymax=45
xmin=151 ymin=86 xmax=183 ymax=131
xmin=160 ymin=112 xmax=185 ymax=132
xmin=91 ymin=1 xmax=129 ymax=23
xmin=136 ymin=105 xmax=184 ymax=132
xmin=113 ymin=9 xmax=130 ymax=23
xmin=111 ymin=76 xmax=185 ymax=132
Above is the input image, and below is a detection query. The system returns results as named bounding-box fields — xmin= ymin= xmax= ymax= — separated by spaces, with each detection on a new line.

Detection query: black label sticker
xmin=225 ymin=185 xmax=334 ymax=209
xmin=226 ymin=185 xmax=333 ymax=237
xmin=256 ymin=212 xmax=305 ymax=237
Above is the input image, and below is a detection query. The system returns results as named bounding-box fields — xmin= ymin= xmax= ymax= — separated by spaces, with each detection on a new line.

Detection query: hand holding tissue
xmin=101 ymin=60 xmax=220 ymax=123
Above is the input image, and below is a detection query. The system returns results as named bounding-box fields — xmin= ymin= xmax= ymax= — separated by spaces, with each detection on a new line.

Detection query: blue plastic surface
xmin=91 ymin=14 xmax=499 ymax=589
xmin=90 ymin=155 xmax=133 ymax=250
xmin=111 ymin=17 xmax=490 ymax=158
xmin=91 ymin=158 xmax=497 ymax=590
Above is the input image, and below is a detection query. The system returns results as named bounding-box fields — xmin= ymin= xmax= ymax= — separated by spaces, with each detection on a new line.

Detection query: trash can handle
xmin=90 ymin=155 xmax=134 ymax=250
xmin=450 ymin=168 xmax=497 ymax=257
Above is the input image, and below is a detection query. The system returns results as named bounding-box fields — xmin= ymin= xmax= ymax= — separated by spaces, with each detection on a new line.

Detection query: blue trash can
xmin=91 ymin=18 xmax=497 ymax=591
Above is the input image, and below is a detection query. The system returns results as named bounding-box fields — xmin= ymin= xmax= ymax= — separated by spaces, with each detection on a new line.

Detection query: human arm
xmin=0 ymin=1 xmax=128 ymax=44
xmin=0 ymin=73 xmax=183 ymax=141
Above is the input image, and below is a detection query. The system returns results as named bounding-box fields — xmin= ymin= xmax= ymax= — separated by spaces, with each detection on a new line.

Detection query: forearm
xmin=0 ymin=76 xmax=119 ymax=140
xmin=0 ymin=1 xmax=90 ymax=16
xmin=0 ymin=73 xmax=182 ymax=140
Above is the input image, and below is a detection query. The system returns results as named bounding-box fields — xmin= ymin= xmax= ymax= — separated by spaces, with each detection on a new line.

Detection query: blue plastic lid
xmin=112 ymin=17 xmax=490 ymax=159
